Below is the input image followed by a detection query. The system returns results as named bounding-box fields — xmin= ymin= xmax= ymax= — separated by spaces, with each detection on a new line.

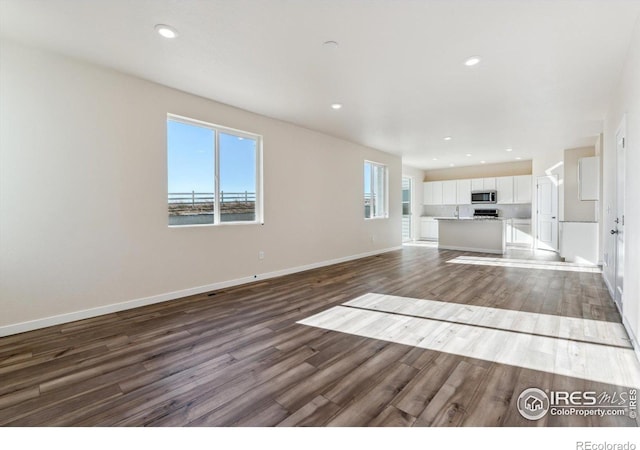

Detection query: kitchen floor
xmin=0 ymin=246 xmax=637 ymax=426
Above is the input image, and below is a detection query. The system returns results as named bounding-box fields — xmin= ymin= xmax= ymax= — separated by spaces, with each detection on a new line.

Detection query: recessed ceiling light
xmin=155 ymin=24 xmax=178 ymax=39
xmin=466 ymin=153 xmax=472 ymax=157
xmin=505 ymin=148 xmax=513 ymax=152
xmin=480 ymin=160 xmax=486 ymax=164
xmin=515 ymin=157 xmax=522 ymax=160
xmin=464 ymin=56 xmax=481 ymax=66
xmin=331 ymin=103 xmax=342 ymax=110
xmin=323 ymin=40 xmax=339 ymax=48
xmin=432 ymin=158 xmax=438 ymax=161
xmin=443 ymin=136 xmax=452 ymax=141
xmin=449 ymin=163 xmax=455 ymax=167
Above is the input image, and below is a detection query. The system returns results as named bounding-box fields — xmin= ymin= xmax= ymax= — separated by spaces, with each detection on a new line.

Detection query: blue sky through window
xmin=167 ymin=120 xmax=257 ymax=194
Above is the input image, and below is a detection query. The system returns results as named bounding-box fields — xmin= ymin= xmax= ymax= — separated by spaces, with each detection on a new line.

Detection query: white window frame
xmin=364 ymin=160 xmax=389 ymax=220
xmin=167 ymin=113 xmax=263 ymax=227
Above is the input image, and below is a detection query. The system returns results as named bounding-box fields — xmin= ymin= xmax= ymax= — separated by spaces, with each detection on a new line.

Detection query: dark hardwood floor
xmin=0 ymin=246 xmax=636 ymax=426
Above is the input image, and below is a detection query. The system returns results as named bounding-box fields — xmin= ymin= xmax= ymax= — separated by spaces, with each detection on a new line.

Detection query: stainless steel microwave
xmin=471 ymin=190 xmax=497 ymax=204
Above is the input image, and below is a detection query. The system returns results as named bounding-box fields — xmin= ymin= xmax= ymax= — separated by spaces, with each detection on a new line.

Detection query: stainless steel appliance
xmin=473 ymin=208 xmax=499 ymax=218
xmin=471 ymin=190 xmax=497 ymax=204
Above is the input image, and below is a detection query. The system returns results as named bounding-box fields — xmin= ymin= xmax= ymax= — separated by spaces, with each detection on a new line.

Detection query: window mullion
xmin=214 ymin=130 xmax=221 ymax=225
xmin=370 ymin=165 xmax=375 ymax=218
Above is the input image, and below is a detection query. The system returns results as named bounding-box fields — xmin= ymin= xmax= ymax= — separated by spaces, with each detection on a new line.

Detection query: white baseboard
xmin=0 ymin=246 xmax=402 ymax=337
xmin=438 ymin=245 xmax=504 ymax=255
xmin=603 ymin=273 xmax=640 ymax=365
xmin=622 ymin=314 xmax=640 ymax=365
xmin=602 ymin=273 xmax=615 ymax=299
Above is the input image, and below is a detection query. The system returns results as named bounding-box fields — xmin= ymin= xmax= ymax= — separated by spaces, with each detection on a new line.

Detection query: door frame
xmin=613 ymin=116 xmax=626 ymax=312
xmin=535 ymin=174 xmax=559 ymax=252
xmin=401 ymin=175 xmax=413 ymax=242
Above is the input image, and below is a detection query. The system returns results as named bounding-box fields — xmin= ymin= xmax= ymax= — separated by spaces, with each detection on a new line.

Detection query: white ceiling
xmin=1 ymin=0 xmax=639 ymax=169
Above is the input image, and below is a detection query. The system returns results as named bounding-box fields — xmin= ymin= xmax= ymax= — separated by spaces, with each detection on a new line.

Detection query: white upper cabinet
xmin=471 ymin=178 xmax=496 ymax=191
xmin=432 ymin=181 xmax=443 ymax=204
xmin=514 ymin=175 xmax=532 ymax=203
xmin=578 ymin=156 xmax=600 ymax=200
xmin=496 ymin=176 xmax=514 ymax=204
xmin=471 ymin=178 xmax=484 ymax=191
xmin=483 ymin=178 xmax=496 ymax=190
xmin=423 ymin=182 xmax=433 ymax=205
xmin=427 ymin=175 xmax=531 ymax=205
xmin=442 ymin=180 xmax=457 ymax=205
xmin=423 ymin=181 xmax=444 ymax=205
xmin=456 ymin=179 xmax=471 ymax=205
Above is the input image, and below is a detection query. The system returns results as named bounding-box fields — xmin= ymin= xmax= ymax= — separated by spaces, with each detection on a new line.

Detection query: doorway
xmin=613 ymin=118 xmax=626 ymax=312
xmin=536 ymin=175 xmax=559 ymax=251
xmin=402 ymin=176 xmax=412 ymax=242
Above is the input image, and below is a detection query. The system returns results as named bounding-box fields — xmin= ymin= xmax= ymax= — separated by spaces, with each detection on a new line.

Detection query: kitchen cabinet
xmin=579 ymin=156 xmax=600 ymax=200
xmin=504 ymin=219 xmax=514 ymax=244
xmin=427 ymin=175 xmax=531 ymax=205
xmin=496 ymin=176 xmax=514 ymax=204
xmin=505 ymin=218 xmax=532 ymax=247
xmin=471 ymin=178 xmax=496 ymax=191
xmin=423 ymin=181 xmax=443 ymax=205
xmin=514 ymin=175 xmax=532 ymax=203
xmin=442 ymin=180 xmax=457 ymax=205
xmin=420 ymin=217 xmax=438 ymax=240
xmin=432 ymin=181 xmax=443 ymax=205
xmin=423 ymin=182 xmax=432 ymax=205
xmin=483 ymin=178 xmax=496 ymax=190
xmin=456 ymin=179 xmax=471 ymax=205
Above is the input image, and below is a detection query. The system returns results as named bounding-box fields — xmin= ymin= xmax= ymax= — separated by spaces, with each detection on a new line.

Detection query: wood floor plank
xmin=325 ymin=363 xmax=418 ymax=426
xmin=368 ymin=405 xmax=416 ymax=427
xmin=276 ymin=395 xmax=341 ymax=427
xmin=0 ymin=246 xmax=634 ymax=427
xmin=413 ymin=360 xmax=488 ymax=426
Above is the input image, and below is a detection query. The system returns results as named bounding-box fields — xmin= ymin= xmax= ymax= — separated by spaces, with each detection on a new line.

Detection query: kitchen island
xmin=436 ymin=218 xmax=507 ymax=254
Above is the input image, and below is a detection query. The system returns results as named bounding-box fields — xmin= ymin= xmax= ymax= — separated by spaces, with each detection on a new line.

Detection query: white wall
xmin=402 ymin=165 xmax=424 ymax=240
xmin=0 ymin=40 xmax=402 ymax=333
xmin=422 ymin=160 xmax=532 ymax=181
xmin=602 ymin=15 xmax=640 ymax=350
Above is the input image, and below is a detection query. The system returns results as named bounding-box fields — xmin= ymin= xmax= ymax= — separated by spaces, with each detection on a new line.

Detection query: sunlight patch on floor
xmin=297 ymin=293 xmax=639 ymax=388
xmin=447 ymin=255 xmax=601 ymax=273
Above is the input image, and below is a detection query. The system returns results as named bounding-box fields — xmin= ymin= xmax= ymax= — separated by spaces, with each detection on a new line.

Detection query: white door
xmin=536 ymin=175 xmax=558 ymax=251
xmin=402 ymin=176 xmax=412 ymax=242
xmin=613 ymin=123 xmax=626 ymax=310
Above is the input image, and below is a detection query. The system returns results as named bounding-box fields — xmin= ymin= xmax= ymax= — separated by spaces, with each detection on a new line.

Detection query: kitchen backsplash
xmin=423 ymin=204 xmax=532 ymax=219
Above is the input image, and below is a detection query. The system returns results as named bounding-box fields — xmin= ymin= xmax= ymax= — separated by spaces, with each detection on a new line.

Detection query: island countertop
xmin=435 ymin=217 xmax=508 ymax=221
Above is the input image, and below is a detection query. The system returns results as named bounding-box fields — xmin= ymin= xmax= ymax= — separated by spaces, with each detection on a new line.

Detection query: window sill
xmin=365 ymin=216 xmax=389 ymax=221
xmin=168 ymin=221 xmax=263 ymax=229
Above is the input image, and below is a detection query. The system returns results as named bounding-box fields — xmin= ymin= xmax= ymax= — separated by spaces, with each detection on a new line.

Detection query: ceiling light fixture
xmin=432 ymin=158 xmax=438 ymax=161
xmin=480 ymin=160 xmax=486 ymax=164
xmin=515 ymin=157 xmax=522 ymax=160
xmin=466 ymin=153 xmax=472 ymax=157
xmin=331 ymin=103 xmax=342 ymax=110
xmin=505 ymin=148 xmax=513 ymax=152
xmin=464 ymin=56 xmax=481 ymax=66
xmin=443 ymin=136 xmax=452 ymax=141
xmin=449 ymin=163 xmax=455 ymax=167
xmin=323 ymin=40 xmax=339 ymax=48
xmin=155 ymin=24 xmax=178 ymax=39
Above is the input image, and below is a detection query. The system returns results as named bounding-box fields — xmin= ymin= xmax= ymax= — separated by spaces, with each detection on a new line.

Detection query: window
xmin=364 ymin=161 xmax=388 ymax=219
xmin=167 ymin=115 xmax=261 ymax=226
